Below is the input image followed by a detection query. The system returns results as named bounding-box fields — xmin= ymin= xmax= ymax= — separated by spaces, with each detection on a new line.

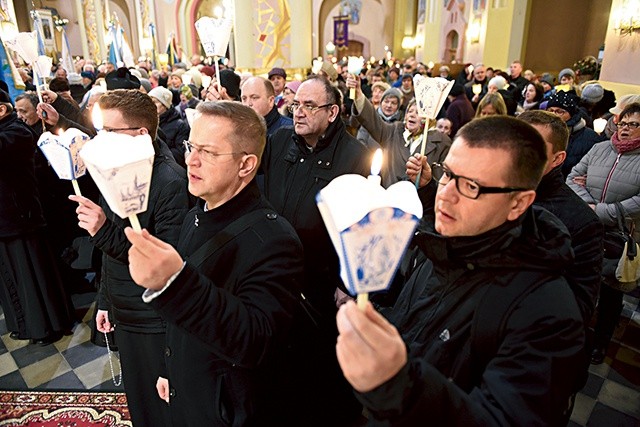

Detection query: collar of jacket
xmin=414 ymin=205 xmax=572 ymax=275
xmin=159 ymin=107 xmax=180 ymax=123
xmin=264 ymin=105 xmax=282 ymax=129
xmin=535 ymin=165 xmax=563 ymax=200
xmin=377 ymin=106 xmax=401 ymax=123
xmin=287 ymin=117 xmax=345 ymax=169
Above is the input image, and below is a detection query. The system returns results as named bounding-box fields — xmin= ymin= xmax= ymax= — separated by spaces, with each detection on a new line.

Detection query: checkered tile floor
xmin=0 ymin=289 xmax=639 ymax=425
xmin=0 ymin=291 xmax=124 ymax=392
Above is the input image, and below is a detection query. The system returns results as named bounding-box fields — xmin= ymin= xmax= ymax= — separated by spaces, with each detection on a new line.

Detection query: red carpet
xmin=0 ymin=391 xmax=131 ymax=426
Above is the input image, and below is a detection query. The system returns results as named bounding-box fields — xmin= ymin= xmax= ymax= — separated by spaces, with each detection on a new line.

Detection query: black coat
xmin=93 ymin=145 xmax=189 ymax=332
xmin=159 ymin=107 xmax=190 ymax=167
xmin=261 ymin=119 xmax=371 ymax=424
xmin=262 ymin=118 xmax=370 ymax=318
xmin=0 ymin=113 xmax=45 ymax=237
xmin=562 ymin=122 xmax=607 ymax=178
xmin=535 ymin=166 xmax=603 ymax=323
xmin=363 ymin=207 xmax=585 ymax=426
xmin=150 ymin=181 xmax=303 ymax=426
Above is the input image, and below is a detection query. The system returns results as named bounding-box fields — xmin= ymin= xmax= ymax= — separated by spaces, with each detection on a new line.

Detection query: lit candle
xmin=472 ymin=84 xmax=482 ymax=95
xmin=358 ymin=148 xmax=383 ymax=311
xmin=92 ymin=103 xmax=103 ymax=132
xmin=593 ymin=117 xmax=607 ymax=134
xmin=368 ymin=149 xmax=382 ymax=186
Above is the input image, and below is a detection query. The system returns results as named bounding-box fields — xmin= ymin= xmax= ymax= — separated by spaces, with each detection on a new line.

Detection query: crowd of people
xmin=0 ymin=50 xmax=639 ymax=426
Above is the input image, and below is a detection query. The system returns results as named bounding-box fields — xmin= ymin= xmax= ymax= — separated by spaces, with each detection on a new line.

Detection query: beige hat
xmin=610 ymin=94 xmax=640 ymax=115
xmin=148 ymin=86 xmax=173 ymax=109
xmin=371 ymin=81 xmax=391 ymax=93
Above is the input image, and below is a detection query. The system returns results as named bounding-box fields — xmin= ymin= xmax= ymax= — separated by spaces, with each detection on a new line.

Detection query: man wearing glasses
xmin=124 ymin=101 xmax=303 ymax=426
xmin=69 ymin=89 xmax=190 ymax=427
xmin=336 ymin=116 xmax=585 ymax=425
xmin=261 ymin=75 xmax=371 ymax=425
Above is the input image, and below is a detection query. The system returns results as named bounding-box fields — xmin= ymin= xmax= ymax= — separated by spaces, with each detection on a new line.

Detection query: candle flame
xmin=371 ymin=149 xmax=382 ymax=176
xmin=593 ymin=118 xmax=607 ymax=134
xmin=92 ymin=103 xmax=103 ymax=131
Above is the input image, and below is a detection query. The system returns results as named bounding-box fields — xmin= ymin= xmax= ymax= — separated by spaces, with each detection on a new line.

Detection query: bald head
xmin=241 ymin=76 xmax=275 ymax=117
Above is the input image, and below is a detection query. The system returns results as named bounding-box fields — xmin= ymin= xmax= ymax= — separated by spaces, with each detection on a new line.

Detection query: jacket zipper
xmin=600 ymin=153 xmax=621 ymax=202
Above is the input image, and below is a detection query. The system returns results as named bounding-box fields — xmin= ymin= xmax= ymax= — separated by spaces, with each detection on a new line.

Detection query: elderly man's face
xmin=15 ymin=99 xmax=38 ymax=126
xmin=474 ymin=66 xmax=486 ymax=81
xmin=292 ymin=79 xmax=338 ymax=143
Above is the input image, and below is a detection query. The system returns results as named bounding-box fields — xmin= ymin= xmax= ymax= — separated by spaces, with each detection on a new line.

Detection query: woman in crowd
xmin=475 ymin=92 xmax=508 ymax=117
xmin=521 ymin=82 xmax=544 ymax=111
xmin=567 ymin=102 xmax=640 ymax=364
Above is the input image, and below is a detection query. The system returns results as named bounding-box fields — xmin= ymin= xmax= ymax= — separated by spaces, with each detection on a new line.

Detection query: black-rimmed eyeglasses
xmin=431 ymin=163 xmax=530 ymax=200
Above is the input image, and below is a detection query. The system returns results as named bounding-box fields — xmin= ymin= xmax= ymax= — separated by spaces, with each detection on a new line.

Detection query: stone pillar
xmin=416 ymin=0 xmax=444 ymax=63
xmin=483 ymin=0 xmax=529 ymax=69
xmin=73 ymin=0 xmax=91 ymax=60
xmin=289 ymin=0 xmax=312 ymax=69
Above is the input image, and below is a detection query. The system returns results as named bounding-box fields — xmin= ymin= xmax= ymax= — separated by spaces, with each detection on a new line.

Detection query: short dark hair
xmin=98 ymin=89 xmax=159 ymax=139
xmin=302 ymin=75 xmax=341 ymax=108
xmin=456 ymin=116 xmax=547 ymax=189
xmin=619 ymin=103 xmax=640 ymax=122
xmin=196 ymin=101 xmax=266 ymax=165
xmin=16 ymin=91 xmax=39 ymax=109
xmin=518 ymin=110 xmax=569 ymax=153
xmin=49 ymin=77 xmax=71 ymax=93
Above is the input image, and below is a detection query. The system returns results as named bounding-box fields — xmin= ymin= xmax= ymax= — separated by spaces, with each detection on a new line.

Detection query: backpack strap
xmin=470 ymin=270 xmax=550 ymax=386
xmin=186 ymin=208 xmax=275 ymax=268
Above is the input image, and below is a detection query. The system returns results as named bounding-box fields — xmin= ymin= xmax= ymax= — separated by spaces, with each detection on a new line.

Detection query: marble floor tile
xmin=597 ymin=379 xmax=640 ymax=418
xmin=570 ymin=392 xmax=596 ymax=425
xmin=19 ymin=353 xmax=72 ymax=388
xmin=0 ymin=352 xmax=18 ymax=378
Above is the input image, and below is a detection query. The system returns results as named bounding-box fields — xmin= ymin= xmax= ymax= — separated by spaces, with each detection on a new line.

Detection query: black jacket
xmin=0 ymin=113 xmax=45 ymax=237
xmin=159 ymin=107 xmax=190 ymax=167
xmin=93 ymin=144 xmax=189 ymax=332
xmin=262 ymin=118 xmax=370 ymax=318
xmin=261 ymin=119 xmax=371 ymax=424
xmin=535 ymin=166 xmax=603 ymax=323
xmin=562 ymin=122 xmax=607 ymax=178
xmin=363 ymin=207 xmax=585 ymax=426
xmin=150 ymin=181 xmax=303 ymax=426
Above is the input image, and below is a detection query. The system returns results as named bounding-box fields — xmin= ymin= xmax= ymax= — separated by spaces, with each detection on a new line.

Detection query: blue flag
xmin=0 ymin=37 xmax=25 ymax=102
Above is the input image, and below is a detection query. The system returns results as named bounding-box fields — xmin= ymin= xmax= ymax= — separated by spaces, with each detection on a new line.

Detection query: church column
xmin=73 ymin=0 xmax=91 ymax=59
xmin=289 ymin=0 xmax=312 ymax=69
xmin=416 ymin=0 xmax=444 ymax=63
xmin=483 ymin=0 xmax=529 ymax=69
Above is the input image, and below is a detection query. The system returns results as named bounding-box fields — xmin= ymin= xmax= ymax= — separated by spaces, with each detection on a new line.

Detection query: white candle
xmin=368 ymin=149 xmax=383 ymax=186
xmin=92 ymin=103 xmax=104 ymax=132
xmin=593 ymin=118 xmax=607 ymax=134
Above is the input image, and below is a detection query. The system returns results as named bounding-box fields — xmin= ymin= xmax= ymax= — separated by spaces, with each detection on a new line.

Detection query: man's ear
xmin=327 ymin=104 xmax=340 ymax=123
xmin=138 ymin=127 xmax=149 ymax=136
xmin=238 ymin=154 xmax=258 ymax=178
xmin=551 ymin=151 xmax=567 ymax=169
xmin=506 ymin=190 xmax=536 ymax=221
